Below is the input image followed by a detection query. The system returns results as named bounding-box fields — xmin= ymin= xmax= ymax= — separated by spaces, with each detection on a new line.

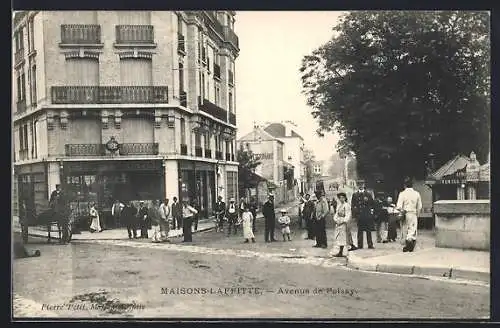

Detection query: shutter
xmin=120 ymin=58 xmax=152 ymax=86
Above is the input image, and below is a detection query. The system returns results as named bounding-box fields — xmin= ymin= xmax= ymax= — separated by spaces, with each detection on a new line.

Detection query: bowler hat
xmin=337 ymin=192 xmax=347 ymax=199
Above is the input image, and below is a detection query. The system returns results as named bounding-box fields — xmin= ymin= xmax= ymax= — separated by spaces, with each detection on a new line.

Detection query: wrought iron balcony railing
xmin=229 ymin=112 xmax=236 ymax=125
xmin=180 ymin=90 xmax=187 ymax=107
xmin=205 ymin=149 xmax=212 ymax=159
xmin=16 ymin=100 xmax=26 ymax=113
xmin=65 ymin=144 xmax=105 ymax=156
xmin=195 ymin=146 xmax=203 ymax=157
xmin=215 ymin=151 xmax=223 ymax=160
xmin=51 ymin=86 xmax=168 ymax=104
xmin=177 ymin=33 xmax=185 ymax=54
xmin=228 ymin=70 xmax=234 ymax=85
xmin=214 ymin=63 xmax=221 ymax=79
xmin=60 ymin=24 xmax=101 ymax=44
xmin=198 ymin=97 xmax=228 ymax=122
xmin=223 ymin=26 xmax=239 ymax=50
xmin=14 ymin=49 xmax=24 ymax=65
xmin=119 ymin=143 xmax=159 ymax=155
xmin=116 ymin=25 xmax=154 ymax=44
xmin=225 ymin=153 xmax=231 ymax=161
xmin=180 ymin=144 xmax=188 ymax=155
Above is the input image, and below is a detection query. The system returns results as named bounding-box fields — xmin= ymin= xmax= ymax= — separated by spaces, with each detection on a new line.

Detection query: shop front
xmin=62 ymin=160 xmax=164 ymax=228
xmin=178 ymin=160 xmax=216 ymax=220
xmin=15 ymin=162 xmax=49 ymax=217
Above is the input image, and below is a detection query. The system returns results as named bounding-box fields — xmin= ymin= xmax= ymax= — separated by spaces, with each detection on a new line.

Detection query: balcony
xmin=228 ymin=70 xmax=234 ymax=85
xmin=205 ymin=149 xmax=212 ymax=159
xmin=215 ymin=151 xmax=223 ymax=160
xmin=204 ymin=12 xmax=224 ymax=36
xmin=195 ymin=146 xmax=203 ymax=157
xmin=229 ymin=112 xmax=236 ymax=125
xmin=225 ymin=153 xmax=231 ymax=161
xmin=180 ymin=90 xmax=187 ymax=107
xmin=14 ymin=48 xmax=24 ymax=66
xmin=180 ymin=144 xmax=188 ymax=155
xmin=223 ymin=26 xmax=239 ymax=50
xmin=214 ymin=63 xmax=221 ymax=80
xmin=51 ymin=86 xmax=168 ymax=104
xmin=177 ymin=33 xmax=185 ymax=54
xmin=198 ymin=97 xmax=228 ymax=122
xmin=115 ymin=25 xmax=154 ymax=45
xmin=16 ymin=100 xmax=26 ymax=113
xmin=65 ymin=144 xmax=105 ymax=156
xmin=119 ymin=143 xmax=159 ymax=155
xmin=18 ymin=149 xmax=29 ymax=161
xmin=60 ymin=24 xmax=101 ymax=45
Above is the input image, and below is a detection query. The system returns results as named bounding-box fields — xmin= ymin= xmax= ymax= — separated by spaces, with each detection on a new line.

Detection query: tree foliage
xmin=300 ymin=11 xmax=490 ymax=189
xmin=237 ymin=144 xmax=262 ymax=193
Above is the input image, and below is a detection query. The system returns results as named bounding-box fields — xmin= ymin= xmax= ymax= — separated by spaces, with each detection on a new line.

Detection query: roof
xmin=238 ymin=127 xmax=283 ymax=143
xmin=263 ymin=123 xmax=303 ymax=140
xmin=428 ymin=155 xmax=471 ymax=180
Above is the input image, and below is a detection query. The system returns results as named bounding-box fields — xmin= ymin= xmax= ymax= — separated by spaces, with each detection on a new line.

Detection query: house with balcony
xmin=12 ymin=10 xmax=240 ymax=223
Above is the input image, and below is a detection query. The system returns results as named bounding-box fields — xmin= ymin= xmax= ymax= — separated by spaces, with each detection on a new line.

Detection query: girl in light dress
xmin=241 ymin=205 xmax=256 ymax=243
xmin=332 ymin=192 xmax=351 ymax=257
xmin=89 ymin=202 xmax=102 ymax=233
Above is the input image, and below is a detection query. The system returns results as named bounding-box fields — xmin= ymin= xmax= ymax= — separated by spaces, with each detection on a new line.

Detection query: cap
xmin=268 ymin=193 xmax=275 ymax=198
xmin=337 ymin=192 xmax=347 ymax=199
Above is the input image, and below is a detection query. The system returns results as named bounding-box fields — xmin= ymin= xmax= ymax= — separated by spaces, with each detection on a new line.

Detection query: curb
xmin=346 ymin=253 xmax=489 ymax=283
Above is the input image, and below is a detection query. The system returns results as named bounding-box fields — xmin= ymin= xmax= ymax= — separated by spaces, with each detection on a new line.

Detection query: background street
xmin=13 ymin=231 xmax=489 ymax=319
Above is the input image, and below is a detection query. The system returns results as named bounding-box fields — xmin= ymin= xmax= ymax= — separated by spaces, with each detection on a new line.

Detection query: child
xmin=278 ymin=209 xmax=291 ymax=241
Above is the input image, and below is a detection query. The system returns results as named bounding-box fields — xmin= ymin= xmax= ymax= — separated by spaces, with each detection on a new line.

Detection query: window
xmin=198 ymin=71 xmax=203 ymax=99
xmin=201 ymin=73 xmax=206 ymax=99
xmin=120 ymin=58 xmax=152 ymax=86
xmin=33 ymin=120 xmax=38 ymax=159
xmin=180 ymin=118 xmax=186 ymax=144
xmin=30 ymin=121 xmax=35 ymax=159
xmin=195 ymin=132 xmax=201 ymax=147
xmin=17 ymin=69 xmax=26 ymax=104
xmin=228 ymin=90 xmax=233 ymax=112
xmin=15 ymin=28 xmax=24 ymax=51
xmin=204 ymin=132 xmax=210 ymax=149
xmin=28 ymin=17 xmax=35 ymax=52
xmin=66 ymin=58 xmax=99 ymax=86
xmin=179 ymin=62 xmax=184 ymax=92
xmin=226 ymin=13 xmax=233 ymax=29
xmin=177 ymin=15 xmax=184 ymax=35
xmin=226 ymin=171 xmax=237 ymax=200
xmin=31 ymin=65 xmax=37 ymax=106
xmin=214 ymin=82 xmax=220 ymax=105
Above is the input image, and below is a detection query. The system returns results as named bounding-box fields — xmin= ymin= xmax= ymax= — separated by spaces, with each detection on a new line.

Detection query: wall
xmin=241 ymin=140 xmax=275 ymax=181
xmin=413 ymin=179 xmax=433 ymax=218
xmin=434 ymin=200 xmax=490 ymax=251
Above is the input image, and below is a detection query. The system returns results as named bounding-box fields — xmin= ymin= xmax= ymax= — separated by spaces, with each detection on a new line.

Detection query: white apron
xmin=241 ymin=212 xmax=255 ymax=239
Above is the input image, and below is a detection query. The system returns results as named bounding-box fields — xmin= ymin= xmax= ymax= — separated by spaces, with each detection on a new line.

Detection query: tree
xmin=300 ymin=11 xmax=490 ymax=191
xmin=237 ymin=144 xmax=262 ymax=198
xmin=303 ymin=148 xmax=316 ymax=191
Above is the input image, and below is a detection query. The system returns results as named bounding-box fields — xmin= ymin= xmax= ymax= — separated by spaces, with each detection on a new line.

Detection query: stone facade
xmin=434 ymin=200 xmax=490 ymax=251
xmin=12 ymin=11 xmax=240 ymax=219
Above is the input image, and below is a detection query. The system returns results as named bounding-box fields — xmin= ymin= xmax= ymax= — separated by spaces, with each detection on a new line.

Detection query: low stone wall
xmin=434 ymin=200 xmax=490 ymax=251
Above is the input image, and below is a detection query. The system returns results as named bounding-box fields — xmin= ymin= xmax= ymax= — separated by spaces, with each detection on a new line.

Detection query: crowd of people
xmin=298 ymin=178 xmax=423 ymax=256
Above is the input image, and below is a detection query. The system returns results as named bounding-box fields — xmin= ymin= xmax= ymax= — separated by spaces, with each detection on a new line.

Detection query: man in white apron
xmin=396 ymin=177 xmax=422 ymax=252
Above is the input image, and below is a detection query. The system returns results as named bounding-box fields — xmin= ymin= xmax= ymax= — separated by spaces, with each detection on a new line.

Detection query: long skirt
xmin=151 ymin=224 xmax=162 ymax=242
xmin=243 ymin=218 xmax=255 ymax=239
xmin=90 ymin=217 xmax=102 ymax=232
xmin=334 ymin=222 xmax=348 ymax=246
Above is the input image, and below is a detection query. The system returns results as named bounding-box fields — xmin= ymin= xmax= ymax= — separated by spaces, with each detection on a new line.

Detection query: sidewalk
xmin=12 ymin=201 xmax=299 ymax=241
xmin=346 ymin=231 xmax=490 ymax=283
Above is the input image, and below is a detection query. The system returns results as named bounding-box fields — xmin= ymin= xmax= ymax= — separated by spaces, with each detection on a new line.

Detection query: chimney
xmin=284 ymin=122 xmax=292 ymax=137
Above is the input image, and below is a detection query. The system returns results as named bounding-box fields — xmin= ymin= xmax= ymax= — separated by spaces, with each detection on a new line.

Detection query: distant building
xmin=263 ymin=121 xmax=305 ymax=194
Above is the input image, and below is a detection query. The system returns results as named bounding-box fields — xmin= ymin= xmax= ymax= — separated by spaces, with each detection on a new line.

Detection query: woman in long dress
xmin=89 ymin=202 xmax=102 ymax=233
xmin=241 ymin=205 xmax=256 ymax=243
xmin=332 ymin=192 xmax=351 ymax=257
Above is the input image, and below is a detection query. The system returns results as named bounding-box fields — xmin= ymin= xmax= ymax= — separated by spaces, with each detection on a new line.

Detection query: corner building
xmin=12 ymin=11 xmax=239 ymax=221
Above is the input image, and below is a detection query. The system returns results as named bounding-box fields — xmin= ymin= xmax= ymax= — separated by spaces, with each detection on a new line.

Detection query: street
xmin=13 ymin=229 xmax=489 ymax=319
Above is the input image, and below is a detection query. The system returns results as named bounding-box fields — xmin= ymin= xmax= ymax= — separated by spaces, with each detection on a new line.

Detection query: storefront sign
xmin=65 ymin=160 xmax=162 ymax=173
xmin=254 ymin=153 xmax=273 ymax=160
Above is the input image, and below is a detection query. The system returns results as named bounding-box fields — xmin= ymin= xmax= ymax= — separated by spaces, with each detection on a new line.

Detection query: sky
xmin=234 ymin=11 xmax=345 ymax=161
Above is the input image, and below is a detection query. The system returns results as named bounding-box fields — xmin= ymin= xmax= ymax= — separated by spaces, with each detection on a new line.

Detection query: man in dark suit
xmin=137 ymin=201 xmax=149 ymax=238
xmin=351 ymin=181 xmax=376 ymax=249
xmin=171 ymin=197 xmax=182 ymax=230
xmin=122 ymin=201 xmax=138 ymax=239
xmin=214 ymin=196 xmax=226 ymax=232
xmin=262 ymin=194 xmax=277 ymax=242
xmin=302 ymin=193 xmax=315 ymax=240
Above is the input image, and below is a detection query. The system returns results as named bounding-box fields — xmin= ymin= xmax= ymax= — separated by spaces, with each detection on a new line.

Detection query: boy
xmin=278 ymin=209 xmax=292 ymax=241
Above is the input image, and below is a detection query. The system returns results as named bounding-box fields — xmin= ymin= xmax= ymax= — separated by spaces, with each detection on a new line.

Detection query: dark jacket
xmin=122 ymin=205 xmax=137 ymax=225
xmin=262 ymin=200 xmax=275 ymax=221
xmin=352 ymin=190 xmax=375 ymax=231
xmin=149 ymin=206 xmax=161 ymax=225
xmin=215 ymin=201 xmax=226 ymax=216
xmin=374 ymin=199 xmax=388 ymax=223
xmin=138 ymin=206 xmax=149 ymax=226
xmin=225 ymin=202 xmax=238 ymax=219
xmin=302 ymin=200 xmax=315 ymax=220
xmin=171 ymin=202 xmax=182 ymax=218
